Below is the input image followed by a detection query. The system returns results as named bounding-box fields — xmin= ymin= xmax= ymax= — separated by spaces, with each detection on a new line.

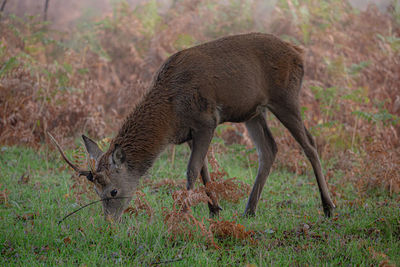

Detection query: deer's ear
xmin=82 ymin=135 xmax=103 ymax=160
xmin=112 ymin=144 xmax=126 ymax=166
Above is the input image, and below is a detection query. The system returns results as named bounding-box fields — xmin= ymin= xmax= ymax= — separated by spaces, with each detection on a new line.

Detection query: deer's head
xmin=49 ymin=133 xmax=136 ymax=222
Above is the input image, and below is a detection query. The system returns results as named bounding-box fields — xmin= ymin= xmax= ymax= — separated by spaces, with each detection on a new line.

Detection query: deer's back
xmin=149 ymin=33 xmax=304 ymax=142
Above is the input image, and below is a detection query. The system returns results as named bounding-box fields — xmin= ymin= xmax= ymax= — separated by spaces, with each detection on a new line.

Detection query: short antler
xmin=47 ymin=132 xmax=93 ymax=179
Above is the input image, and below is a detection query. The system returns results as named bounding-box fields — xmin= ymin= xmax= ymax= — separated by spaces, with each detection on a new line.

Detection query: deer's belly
xmin=217 ymin=103 xmax=266 ymax=123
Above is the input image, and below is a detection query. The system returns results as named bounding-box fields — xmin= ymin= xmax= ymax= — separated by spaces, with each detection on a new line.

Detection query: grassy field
xmin=1 ymin=143 xmax=399 ymax=266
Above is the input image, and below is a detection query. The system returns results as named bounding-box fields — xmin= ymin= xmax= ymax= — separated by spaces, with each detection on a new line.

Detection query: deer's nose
xmin=110 ymin=189 xmax=118 ymax=197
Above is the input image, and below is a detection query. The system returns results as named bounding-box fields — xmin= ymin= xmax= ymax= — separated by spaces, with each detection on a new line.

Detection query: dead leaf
xmin=302 ymin=224 xmax=310 ymax=236
xmin=276 ymin=200 xmax=293 ymax=208
xmin=63 ymin=237 xmax=72 ymax=245
xmin=18 ymin=172 xmax=30 ymax=184
xmin=209 ymin=219 xmax=255 ymax=242
xmin=0 ymin=186 xmax=9 ymax=206
xmin=379 ymin=259 xmax=396 ymax=267
xmin=17 ymin=213 xmax=35 ymax=221
xmin=77 ymin=227 xmax=85 ymax=237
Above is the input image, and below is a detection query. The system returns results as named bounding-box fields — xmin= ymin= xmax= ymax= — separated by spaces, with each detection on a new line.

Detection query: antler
xmin=47 ymin=132 xmax=93 ymax=180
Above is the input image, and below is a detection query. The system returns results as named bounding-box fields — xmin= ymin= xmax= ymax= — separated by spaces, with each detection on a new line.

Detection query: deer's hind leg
xmin=268 ymin=98 xmax=335 ymax=217
xmin=244 ymin=112 xmax=278 ymax=216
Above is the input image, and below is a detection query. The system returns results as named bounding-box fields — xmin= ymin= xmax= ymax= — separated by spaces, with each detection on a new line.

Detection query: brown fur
xmin=82 ymin=33 xmax=335 ymax=221
xmin=108 ymin=89 xmax=175 ymax=174
xmin=112 ymin=33 xmax=303 ymax=159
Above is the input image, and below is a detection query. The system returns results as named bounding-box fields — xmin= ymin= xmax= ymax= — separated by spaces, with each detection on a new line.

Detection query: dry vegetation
xmin=1 ymin=0 xmax=399 ymax=247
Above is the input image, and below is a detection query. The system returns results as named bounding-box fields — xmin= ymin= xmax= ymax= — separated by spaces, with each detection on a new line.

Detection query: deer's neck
xmin=111 ymin=90 xmax=174 ymax=175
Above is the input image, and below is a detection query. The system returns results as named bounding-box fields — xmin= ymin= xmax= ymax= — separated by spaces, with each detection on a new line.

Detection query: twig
xmin=58 ymin=196 xmax=130 ymax=225
xmin=0 ymin=0 xmax=7 ymax=12
xmin=43 ymin=0 xmax=49 ymax=21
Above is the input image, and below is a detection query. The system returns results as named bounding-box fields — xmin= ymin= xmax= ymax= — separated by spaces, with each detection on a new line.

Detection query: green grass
xmin=1 ymin=145 xmax=399 ymax=266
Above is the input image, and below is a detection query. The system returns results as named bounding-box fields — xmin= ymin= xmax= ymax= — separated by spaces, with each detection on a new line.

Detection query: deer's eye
xmin=86 ymin=172 xmax=94 ymax=182
xmin=110 ymin=189 xmax=118 ymax=197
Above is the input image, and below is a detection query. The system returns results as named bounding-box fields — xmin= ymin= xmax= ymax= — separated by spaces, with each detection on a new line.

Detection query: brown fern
xmin=124 ymin=191 xmax=154 ymax=220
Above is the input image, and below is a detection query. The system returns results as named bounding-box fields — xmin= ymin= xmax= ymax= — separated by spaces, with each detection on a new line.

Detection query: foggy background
xmin=2 ymin=0 xmax=394 ymax=30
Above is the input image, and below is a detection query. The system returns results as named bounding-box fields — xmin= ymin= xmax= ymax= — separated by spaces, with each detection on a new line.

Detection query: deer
xmin=50 ymin=32 xmax=335 ymax=222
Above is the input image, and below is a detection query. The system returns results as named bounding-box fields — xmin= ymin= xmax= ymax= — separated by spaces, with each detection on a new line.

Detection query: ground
xmin=1 ymin=143 xmax=398 ymax=266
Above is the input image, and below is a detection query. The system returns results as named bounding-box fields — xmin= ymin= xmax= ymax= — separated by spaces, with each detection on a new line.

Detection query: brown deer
xmin=51 ymin=33 xmax=335 ymax=222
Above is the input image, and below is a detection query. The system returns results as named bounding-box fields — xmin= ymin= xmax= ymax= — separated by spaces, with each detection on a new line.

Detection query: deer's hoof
xmin=242 ymin=209 xmax=256 ymax=218
xmin=323 ymin=203 xmax=335 ymax=218
xmin=208 ymin=204 xmax=223 ymax=218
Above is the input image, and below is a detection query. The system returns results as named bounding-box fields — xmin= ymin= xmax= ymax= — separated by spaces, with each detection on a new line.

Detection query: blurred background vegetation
xmin=0 ymin=0 xmax=399 ymax=196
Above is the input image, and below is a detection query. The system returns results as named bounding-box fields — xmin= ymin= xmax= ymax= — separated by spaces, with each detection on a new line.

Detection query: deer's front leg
xmin=187 ymin=140 xmax=222 ymax=217
xmin=186 ymin=128 xmax=215 ymax=190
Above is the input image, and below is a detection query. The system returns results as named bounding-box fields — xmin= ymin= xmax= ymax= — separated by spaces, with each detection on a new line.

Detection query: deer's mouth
xmin=104 ymin=208 xmax=124 ymax=223
xmin=103 ymin=196 xmax=132 ymax=223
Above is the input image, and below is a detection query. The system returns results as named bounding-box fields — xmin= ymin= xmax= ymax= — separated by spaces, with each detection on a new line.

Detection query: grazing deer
xmin=51 ymin=33 xmax=335 ymax=222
